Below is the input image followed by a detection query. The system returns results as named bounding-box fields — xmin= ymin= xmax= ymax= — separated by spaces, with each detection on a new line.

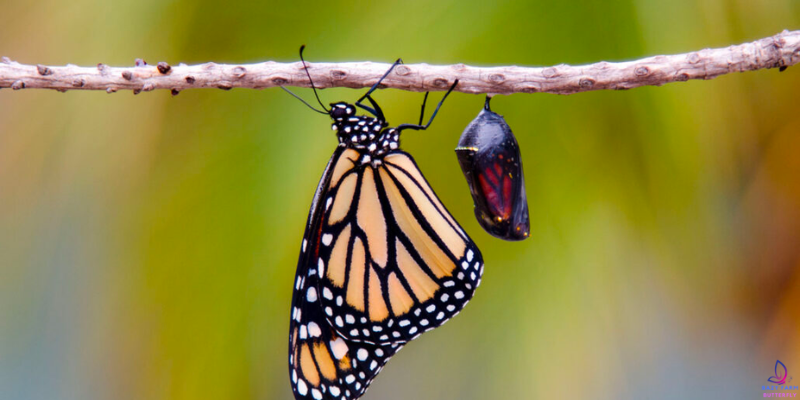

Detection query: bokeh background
xmin=2 ymin=1 xmax=799 ymax=399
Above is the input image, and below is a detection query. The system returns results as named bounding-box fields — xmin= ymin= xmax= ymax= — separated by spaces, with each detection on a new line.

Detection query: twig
xmin=1 ymin=30 xmax=798 ymax=96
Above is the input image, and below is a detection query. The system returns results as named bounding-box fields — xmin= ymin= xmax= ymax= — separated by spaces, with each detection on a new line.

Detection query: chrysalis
xmin=455 ymin=96 xmax=530 ymax=241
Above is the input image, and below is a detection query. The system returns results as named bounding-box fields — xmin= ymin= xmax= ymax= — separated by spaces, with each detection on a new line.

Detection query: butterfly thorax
xmin=329 ymin=102 xmax=399 ymax=167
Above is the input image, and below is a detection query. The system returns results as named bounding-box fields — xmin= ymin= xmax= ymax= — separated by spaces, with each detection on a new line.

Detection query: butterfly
xmin=768 ymin=360 xmax=788 ymax=385
xmin=455 ymin=95 xmax=530 ymax=241
xmin=285 ymin=48 xmax=484 ymax=400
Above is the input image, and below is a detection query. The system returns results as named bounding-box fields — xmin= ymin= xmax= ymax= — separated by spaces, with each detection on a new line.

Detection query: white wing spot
xmin=436 ymin=311 xmax=445 ymax=320
xmin=323 ymin=287 xmax=334 ymax=300
xmin=322 ymin=234 xmax=333 ymax=246
xmin=455 ymin=291 xmax=464 ymax=299
xmin=307 ymin=287 xmax=318 ymax=302
xmin=467 ymin=249 xmax=474 ymax=262
xmin=300 ymin=325 xmax=308 ymax=339
xmin=329 ymin=386 xmax=341 ymax=397
xmin=370 ymin=360 xmax=378 ymax=370
xmin=440 ymin=293 xmax=449 ymax=302
xmin=350 ymin=329 xmax=359 ymax=336
xmin=335 ymin=316 xmax=344 ymax=327
xmin=308 ymin=322 xmax=322 ymax=337
xmin=345 ymin=375 xmax=356 ymax=384
xmin=426 ymin=304 xmax=436 ymax=313
xmin=420 ymin=319 xmax=429 ymax=326
xmin=443 ymin=280 xmax=455 ymax=287
xmin=297 ymin=379 xmax=308 ymax=396
xmin=398 ymin=320 xmax=410 ymax=327
xmin=337 ymin=296 xmax=343 ymax=306
xmin=357 ymin=348 xmax=368 ymax=361
xmin=346 ymin=314 xmax=355 ymax=324
xmin=318 ymin=258 xmax=325 ymax=276
xmin=330 ymin=337 xmax=348 ymax=359
xmin=375 ymin=348 xmax=384 ymax=357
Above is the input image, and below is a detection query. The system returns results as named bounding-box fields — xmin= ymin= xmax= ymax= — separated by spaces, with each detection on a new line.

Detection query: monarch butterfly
xmin=286 ymin=48 xmax=484 ymax=400
xmin=455 ymin=96 xmax=530 ymax=241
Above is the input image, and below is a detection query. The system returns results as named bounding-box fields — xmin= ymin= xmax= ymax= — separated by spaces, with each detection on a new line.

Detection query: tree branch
xmin=1 ymin=30 xmax=798 ymax=96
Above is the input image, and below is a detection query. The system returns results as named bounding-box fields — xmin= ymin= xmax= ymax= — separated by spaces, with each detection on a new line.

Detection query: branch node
xmin=330 ymin=69 xmax=347 ymax=80
xmin=157 ymin=62 xmax=171 ymax=74
xmin=488 ymin=73 xmax=506 ymax=84
xmin=1 ymin=56 xmax=12 ymax=64
xmin=634 ymin=66 xmax=650 ymax=76
xmin=395 ymin=65 xmax=412 ymax=75
xmin=122 ymin=70 xmax=133 ymax=80
xmin=135 ymin=59 xmax=147 ymax=67
xmin=11 ymin=80 xmax=25 ymax=90
xmin=431 ymin=78 xmax=449 ymax=88
xmin=142 ymin=83 xmax=155 ymax=92
xmin=171 ymin=88 xmax=180 ymax=96
xmin=36 ymin=64 xmax=53 ymax=76
xmin=675 ymin=72 xmax=690 ymax=82
xmin=185 ymin=76 xmax=196 ymax=84
xmin=542 ymin=67 xmax=559 ymax=78
xmin=106 ymin=87 xmax=117 ymax=93
xmin=233 ymin=66 xmax=247 ymax=78
xmin=72 ymin=78 xmax=86 ymax=88
xmin=579 ymin=78 xmax=595 ymax=88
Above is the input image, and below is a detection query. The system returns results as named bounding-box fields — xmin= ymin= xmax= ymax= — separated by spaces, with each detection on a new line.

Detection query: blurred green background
xmin=2 ymin=1 xmax=799 ymax=399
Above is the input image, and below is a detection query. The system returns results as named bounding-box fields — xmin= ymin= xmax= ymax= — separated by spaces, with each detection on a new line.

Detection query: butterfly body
xmin=289 ymin=93 xmax=483 ymax=400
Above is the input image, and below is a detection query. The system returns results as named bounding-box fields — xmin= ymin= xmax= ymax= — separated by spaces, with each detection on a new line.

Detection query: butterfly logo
xmin=768 ymin=360 xmax=788 ymax=385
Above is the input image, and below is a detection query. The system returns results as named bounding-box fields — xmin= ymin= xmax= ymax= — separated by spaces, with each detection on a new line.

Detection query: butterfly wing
xmin=316 ymin=150 xmax=484 ymax=345
xmin=290 ymin=148 xmax=405 ymax=400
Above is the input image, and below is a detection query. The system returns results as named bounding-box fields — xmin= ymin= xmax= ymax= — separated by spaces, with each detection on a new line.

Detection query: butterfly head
xmin=328 ymin=102 xmax=397 ymax=165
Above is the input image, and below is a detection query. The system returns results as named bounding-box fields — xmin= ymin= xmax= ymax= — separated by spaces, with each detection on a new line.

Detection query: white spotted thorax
xmin=329 ymin=102 xmax=399 ymax=166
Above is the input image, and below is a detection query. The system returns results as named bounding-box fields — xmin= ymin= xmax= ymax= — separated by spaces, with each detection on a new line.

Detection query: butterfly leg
xmin=355 ymin=58 xmax=403 ymax=119
xmin=396 ymin=80 xmax=459 ymax=132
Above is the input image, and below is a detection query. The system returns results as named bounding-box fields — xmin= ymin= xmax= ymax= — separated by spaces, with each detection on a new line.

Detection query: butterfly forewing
xmin=316 ymin=151 xmax=484 ymax=345
xmin=290 ymin=148 xmax=405 ymax=400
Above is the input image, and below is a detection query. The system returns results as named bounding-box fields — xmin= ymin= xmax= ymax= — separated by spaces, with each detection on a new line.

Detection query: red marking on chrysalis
xmin=478 ymin=173 xmax=503 ymax=217
xmin=484 ymin=165 xmax=499 ymax=186
xmin=501 ymin=175 xmax=513 ymax=218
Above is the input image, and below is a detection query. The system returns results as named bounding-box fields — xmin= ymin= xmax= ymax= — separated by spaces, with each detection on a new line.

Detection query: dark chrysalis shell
xmin=455 ymin=96 xmax=530 ymax=241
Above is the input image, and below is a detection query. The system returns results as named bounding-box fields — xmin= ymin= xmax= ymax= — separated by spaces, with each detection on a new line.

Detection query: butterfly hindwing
xmin=316 ymin=150 xmax=484 ymax=345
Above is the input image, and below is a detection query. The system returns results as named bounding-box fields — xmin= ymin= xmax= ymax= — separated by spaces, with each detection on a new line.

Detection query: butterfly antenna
xmin=280 ymin=86 xmax=327 ymax=115
xmin=299 ymin=45 xmax=329 ymax=113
